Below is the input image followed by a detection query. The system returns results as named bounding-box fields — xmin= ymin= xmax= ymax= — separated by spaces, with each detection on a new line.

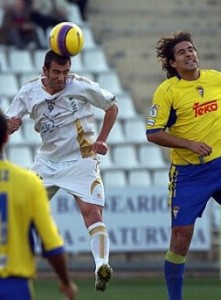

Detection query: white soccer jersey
xmin=6 ymin=74 xmax=117 ymax=162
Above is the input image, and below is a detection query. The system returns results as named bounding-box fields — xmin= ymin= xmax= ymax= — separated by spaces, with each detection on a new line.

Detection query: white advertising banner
xmin=50 ymin=187 xmax=211 ymax=253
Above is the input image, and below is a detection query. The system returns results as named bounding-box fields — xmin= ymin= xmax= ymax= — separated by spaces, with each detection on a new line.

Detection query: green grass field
xmin=34 ymin=276 xmax=221 ymax=300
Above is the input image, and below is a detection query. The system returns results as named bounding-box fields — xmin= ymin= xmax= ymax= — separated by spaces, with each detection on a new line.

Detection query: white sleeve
xmin=5 ymin=90 xmax=28 ymax=119
xmin=83 ymin=81 xmax=118 ymax=111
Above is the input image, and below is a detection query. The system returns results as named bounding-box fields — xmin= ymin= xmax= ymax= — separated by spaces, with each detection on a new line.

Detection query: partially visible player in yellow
xmin=146 ymin=31 xmax=221 ymax=300
xmin=0 ymin=110 xmax=77 ymax=300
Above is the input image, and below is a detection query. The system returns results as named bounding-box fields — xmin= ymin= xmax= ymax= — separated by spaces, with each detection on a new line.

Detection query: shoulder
xmin=23 ymin=76 xmax=39 ymax=86
xmin=19 ymin=77 xmax=40 ymax=94
xmin=67 ymin=74 xmax=116 ymax=103
xmin=69 ymin=73 xmax=93 ymax=85
xmin=7 ymin=161 xmax=42 ymax=186
xmin=200 ymin=69 xmax=221 ymax=78
xmin=67 ymin=74 xmax=100 ymax=92
xmin=155 ymin=76 xmax=179 ymax=94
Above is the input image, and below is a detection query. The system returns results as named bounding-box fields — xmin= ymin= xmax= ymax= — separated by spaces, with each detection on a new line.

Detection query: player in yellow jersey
xmin=146 ymin=31 xmax=221 ymax=300
xmin=0 ymin=110 xmax=77 ymax=299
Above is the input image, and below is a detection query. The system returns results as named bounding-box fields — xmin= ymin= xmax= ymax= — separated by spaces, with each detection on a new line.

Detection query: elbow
xmin=107 ymin=103 xmax=118 ymax=113
xmin=107 ymin=103 xmax=118 ymax=118
xmin=112 ymin=103 xmax=119 ymax=115
xmin=146 ymin=133 xmax=158 ymax=144
xmin=146 ymin=132 xmax=153 ymax=142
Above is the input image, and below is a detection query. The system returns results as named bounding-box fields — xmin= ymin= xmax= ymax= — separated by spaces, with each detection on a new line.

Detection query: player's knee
xmin=81 ymin=205 xmax=103 ymax=227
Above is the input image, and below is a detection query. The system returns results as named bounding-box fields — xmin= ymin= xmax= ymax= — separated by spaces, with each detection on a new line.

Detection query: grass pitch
xmin=35 ymin=276 xmax=221 ymax=300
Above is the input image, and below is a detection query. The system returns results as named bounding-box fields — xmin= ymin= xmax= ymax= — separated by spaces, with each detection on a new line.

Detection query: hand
xmin=7 ymin=117 xmax=22 ymax=134
xmin=59 ymin=281 xmax=78 ymax=300
xmin=92 ymin=140 xmax=108 ymax=155
xmin=188 ymin=141 xmax=212 ymax=157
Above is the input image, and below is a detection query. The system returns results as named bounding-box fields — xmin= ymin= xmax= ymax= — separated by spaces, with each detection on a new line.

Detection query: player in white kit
xmin=6 ymin=50 xmax=118 ymax=292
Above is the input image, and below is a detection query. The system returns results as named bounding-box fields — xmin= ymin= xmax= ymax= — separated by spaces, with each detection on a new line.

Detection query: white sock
xmin=88 ymin=222 xmax=110 ymax=270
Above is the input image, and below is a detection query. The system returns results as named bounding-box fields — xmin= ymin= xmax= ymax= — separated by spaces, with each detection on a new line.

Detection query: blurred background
xmin=0 ymin=0 xmax=221 ymax=280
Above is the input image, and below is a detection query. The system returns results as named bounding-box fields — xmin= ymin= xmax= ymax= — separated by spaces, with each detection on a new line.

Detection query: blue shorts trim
xmin=169 ymin=157 xmax=221 ymax=226
xmin=0 ymin=277 xmax=33 ymax=300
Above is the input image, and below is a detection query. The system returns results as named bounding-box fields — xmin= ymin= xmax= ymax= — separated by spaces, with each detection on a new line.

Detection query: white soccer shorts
xmin=30 ymin=155 xmax=105 ymax=206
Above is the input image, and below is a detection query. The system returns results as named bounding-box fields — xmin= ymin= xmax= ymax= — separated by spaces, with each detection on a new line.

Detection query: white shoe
xmin=95 ymin=263 xmax=113 ymax=292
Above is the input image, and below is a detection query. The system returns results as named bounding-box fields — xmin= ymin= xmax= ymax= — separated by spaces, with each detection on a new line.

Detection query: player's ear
xmin=169 ymin=59 xmax=176 ymax=68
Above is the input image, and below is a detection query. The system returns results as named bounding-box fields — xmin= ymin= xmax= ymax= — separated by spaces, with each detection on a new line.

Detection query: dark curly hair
xmin=156 ymin=31 xmax=196 ymax=78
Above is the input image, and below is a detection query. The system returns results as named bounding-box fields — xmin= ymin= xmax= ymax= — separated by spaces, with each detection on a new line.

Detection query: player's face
xmin=44 ymin=61 xmax=71 ymax=93
xmin=170 ymin=41 xmax=199 ymax=79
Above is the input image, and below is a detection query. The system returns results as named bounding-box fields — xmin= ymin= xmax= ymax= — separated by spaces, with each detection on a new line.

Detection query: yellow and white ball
xmin=49 ymin=22 xmax=84 ymax=57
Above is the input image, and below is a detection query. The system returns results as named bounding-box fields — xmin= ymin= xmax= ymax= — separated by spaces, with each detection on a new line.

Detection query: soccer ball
xmin=48 ymin=22 xmax=84 ymax=57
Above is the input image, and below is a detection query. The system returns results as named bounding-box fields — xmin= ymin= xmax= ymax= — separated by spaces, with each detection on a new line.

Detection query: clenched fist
xmin=7 ymin=116 xmax=22 ymax=134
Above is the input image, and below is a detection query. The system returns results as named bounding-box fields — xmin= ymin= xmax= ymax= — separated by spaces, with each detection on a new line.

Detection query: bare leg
xmin=170 ymin=225 xmax=194 ymax=255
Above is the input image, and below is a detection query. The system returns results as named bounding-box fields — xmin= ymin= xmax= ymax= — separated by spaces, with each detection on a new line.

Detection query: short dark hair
xmin=156 ymin=31 xmax=196 ymax=78
xmin=0 ymin=110 xmax=7 ymax=149
xmin=44 ymin=50 xmax=71 ymax=69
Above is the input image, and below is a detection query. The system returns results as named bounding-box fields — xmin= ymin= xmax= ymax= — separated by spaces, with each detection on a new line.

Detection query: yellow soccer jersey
xmin=146 ymin=70 xmax=221 ymax=165
xmin=0 ymin=160 xmax=64 ymax=278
